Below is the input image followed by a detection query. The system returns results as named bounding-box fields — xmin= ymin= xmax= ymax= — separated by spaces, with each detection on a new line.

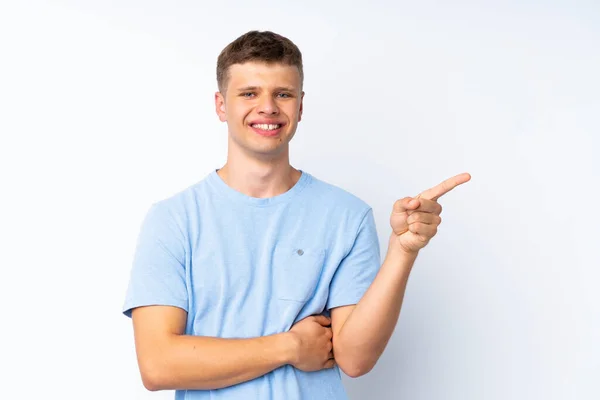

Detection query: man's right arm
xmin=131 ymin=305 xmax=334 ymax=391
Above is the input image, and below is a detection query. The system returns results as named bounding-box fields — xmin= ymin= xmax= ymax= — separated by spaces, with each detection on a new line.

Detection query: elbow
xmin=139 ymin=360 xmax=170 ymax=391
xmin=338 ymin=360 xmax=374 ymax=378
xmin=140 ymin=368 xmax=163 ymax=391
xmin=142 ymin=378 xmax=161 ymax=392
xmin=334 ymin=347 xmax=376 ymax=378
xmin=333 ymin=336 xmax=383 ymax=378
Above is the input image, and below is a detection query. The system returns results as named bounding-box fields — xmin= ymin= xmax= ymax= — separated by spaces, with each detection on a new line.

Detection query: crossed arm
xmin=131 ymin=306 xmax=296 ymax=391
xmin=131 ymin=241 xmax=417 ymax=391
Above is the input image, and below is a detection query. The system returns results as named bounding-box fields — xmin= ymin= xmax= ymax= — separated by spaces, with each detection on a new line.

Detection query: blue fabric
xmin=123 ymin=170 xmax=381 ymax=399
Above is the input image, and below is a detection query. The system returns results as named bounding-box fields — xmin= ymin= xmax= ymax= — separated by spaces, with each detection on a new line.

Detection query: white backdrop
xmin=1 ymin=1 xmax=598 ymax=399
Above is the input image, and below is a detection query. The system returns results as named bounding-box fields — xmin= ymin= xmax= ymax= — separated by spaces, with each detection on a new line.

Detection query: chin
xmin=246 ymin=143 xmax=289 ymax=159
xmin=230 ymin=131 xmax=291 ymax=157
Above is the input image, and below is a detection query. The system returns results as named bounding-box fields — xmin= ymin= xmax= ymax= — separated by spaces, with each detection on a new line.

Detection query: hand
xmin=390 ymin=173 xmax=471 ymax=255
xmin=288 ymin=315 xmax=335 ymax=372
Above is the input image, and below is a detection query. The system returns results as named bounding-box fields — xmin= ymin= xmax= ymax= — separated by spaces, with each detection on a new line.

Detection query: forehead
xmin=227 ymin=62 xmax=301 ymax=90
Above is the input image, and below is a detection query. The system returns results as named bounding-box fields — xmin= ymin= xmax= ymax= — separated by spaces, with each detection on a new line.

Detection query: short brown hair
xmin=216 ymin=30 xmax=304 ymax=93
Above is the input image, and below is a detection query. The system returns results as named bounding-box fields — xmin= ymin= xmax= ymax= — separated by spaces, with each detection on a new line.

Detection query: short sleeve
xmin=122 ymin=202 xmax=188 ymax=318
xmin=326 ymin=208 xmax=381 ymax=310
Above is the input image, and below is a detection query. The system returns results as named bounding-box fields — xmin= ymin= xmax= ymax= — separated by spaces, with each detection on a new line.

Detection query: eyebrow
xmin=236 ymin=86 xmax=296 ymax=92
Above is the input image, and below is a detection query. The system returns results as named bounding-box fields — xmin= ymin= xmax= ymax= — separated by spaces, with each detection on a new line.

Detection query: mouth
xmin=249 ymin=122 xmax=285 ymax=137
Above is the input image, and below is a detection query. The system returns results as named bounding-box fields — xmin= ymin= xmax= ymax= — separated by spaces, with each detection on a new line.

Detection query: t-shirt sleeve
xmin=122 ymin=202 xmax=188 ymax=318
xmin=326 ymin=208 xmax=381 ymax=310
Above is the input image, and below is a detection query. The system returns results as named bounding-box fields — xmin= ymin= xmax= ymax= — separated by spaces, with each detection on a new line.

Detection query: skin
xmin=131 ymin=59 xmax=472 ymax=390
xmin=391 ymin=173 xmax=472 ymax=254
xmin=213 ymin=62 xmax=305 ymax=199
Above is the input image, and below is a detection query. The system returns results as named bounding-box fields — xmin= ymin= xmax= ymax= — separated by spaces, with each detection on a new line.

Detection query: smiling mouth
xmin=250 ymin=123 xmax=283 ymax=131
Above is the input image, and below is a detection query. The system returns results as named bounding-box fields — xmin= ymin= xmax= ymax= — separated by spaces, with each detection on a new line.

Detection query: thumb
xmin=313 ymin=315 xmax=331 ymax=326
xmin=393 ymin=197 xmax=420 ymax=214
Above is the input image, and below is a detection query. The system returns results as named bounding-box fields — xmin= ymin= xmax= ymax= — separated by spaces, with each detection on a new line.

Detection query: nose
xmin=257 ymin=95 xmax=279 ymax=115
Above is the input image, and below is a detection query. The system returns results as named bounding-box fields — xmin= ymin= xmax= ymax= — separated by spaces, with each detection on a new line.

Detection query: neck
xmin=217 ymin=143 xmax=301 ymax=199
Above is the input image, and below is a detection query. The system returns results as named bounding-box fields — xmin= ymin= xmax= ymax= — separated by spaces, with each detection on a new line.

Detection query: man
xmin=123 ymin=30 xmax=470 ymax=399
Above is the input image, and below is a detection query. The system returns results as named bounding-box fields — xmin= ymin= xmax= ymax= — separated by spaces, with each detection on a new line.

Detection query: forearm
xmin=335 ymin=235 xmax=418 ymax=375
xmin=141 ymin=332 xmax=296 ymax=391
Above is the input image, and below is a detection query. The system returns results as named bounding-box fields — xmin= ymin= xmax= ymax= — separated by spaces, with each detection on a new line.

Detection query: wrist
xmin=278 ymin=331 xmax=300 ymax=366
xmin=387 ymin=234 xmax=418 ymax=257
xmin=386 ymin=235 xmax=419 ymax=265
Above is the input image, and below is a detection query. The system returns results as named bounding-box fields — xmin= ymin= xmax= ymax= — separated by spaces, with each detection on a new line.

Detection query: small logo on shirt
xmin=296 ymin=249 xmax=304 ymax=256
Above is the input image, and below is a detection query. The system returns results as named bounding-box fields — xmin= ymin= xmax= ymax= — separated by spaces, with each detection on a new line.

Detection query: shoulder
xmin=142 ymin=174 xmax=211 ymax=232
xmin=304 ymin=172 xmax=373 ymax=218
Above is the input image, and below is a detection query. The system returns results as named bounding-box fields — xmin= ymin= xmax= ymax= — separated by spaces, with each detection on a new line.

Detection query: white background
xmin=1 ymin=1 xmax=599 ymax=399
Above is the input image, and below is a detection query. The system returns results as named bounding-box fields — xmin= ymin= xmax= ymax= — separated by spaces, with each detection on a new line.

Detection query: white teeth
xmin=252 ymin=123 xmax=281 ymax=131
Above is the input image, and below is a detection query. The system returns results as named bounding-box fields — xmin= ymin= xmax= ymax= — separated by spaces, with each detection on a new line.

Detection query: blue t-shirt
xmin=123 ymin=169 xmax=381 ymax=399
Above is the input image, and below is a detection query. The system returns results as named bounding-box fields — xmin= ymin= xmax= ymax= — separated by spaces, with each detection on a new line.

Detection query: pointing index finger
xmin=417 ymin=172 xmax=471 ymax=201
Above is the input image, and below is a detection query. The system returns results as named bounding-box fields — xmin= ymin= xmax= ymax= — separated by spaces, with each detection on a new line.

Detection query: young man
xmin=123 ymin=30 xmax=470 ymax=399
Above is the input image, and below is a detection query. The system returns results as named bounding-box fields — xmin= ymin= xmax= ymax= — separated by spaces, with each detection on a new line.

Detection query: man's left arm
xmin=331 ymin=173 xmax=471 ymax=378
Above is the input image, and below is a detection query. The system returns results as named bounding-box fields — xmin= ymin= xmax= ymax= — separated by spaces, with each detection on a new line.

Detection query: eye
xmin=241 ymin=92 xmax=256 ymax=98
xmin=277 ymin=93 xmax=292 ymax=98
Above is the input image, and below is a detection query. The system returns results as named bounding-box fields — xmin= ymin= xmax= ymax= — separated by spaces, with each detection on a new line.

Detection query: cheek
xmin=226 ymin=100 xmax=252 ymax=120
xmin=284 ymin=104 xmax=301 ymax=121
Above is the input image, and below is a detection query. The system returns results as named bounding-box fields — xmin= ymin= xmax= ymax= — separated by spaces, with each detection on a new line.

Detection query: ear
xmin=298 ymin=91 xmax=305 ymax=122
xmin=215 ymin=91 xmax=227 ymax=122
